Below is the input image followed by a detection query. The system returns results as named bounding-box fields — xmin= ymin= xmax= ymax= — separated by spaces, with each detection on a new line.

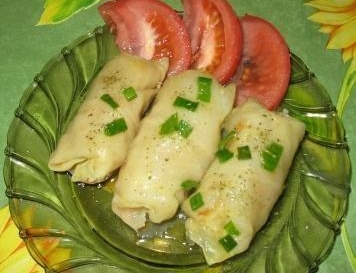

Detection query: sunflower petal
xmin=0 ymin=206 xmax=10 ymax=236
xmin=336 ymin=47 xmax=356 ymax=115
xmin=37 ymin=0 xmax=101 ymax=25
xmin=327 ymin=18 xmax=356 ymax=49
xmin=306 ymin=0 xmax=356 ymax=12
xmin=319 ymin=24 xmax=338 ymax=33
xmin=0 ymin=248 xmax=41 ymax=273
xmin=306 ymin=0 xmax=356 ymax=8
xmin=0 ymin=221 xmax=26 ymax=263
xmin=342 ymin=44 xmax=355 ymax=62
xmin=45 ymin=247 xmax=71 ymax=265
xmin=0 ymin=208 xmax=41 ymax=272
xmin=308 ymin=8 xmax=356 ymax=25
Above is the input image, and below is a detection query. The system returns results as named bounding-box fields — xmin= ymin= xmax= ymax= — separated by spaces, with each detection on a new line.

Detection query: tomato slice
xmin=235 ymin=15 xmax=291 ymax=110
xmin=182 ymin=0 xmax=243 ymax=83
xmin=99 ymin=0 xmax=192 ymax=75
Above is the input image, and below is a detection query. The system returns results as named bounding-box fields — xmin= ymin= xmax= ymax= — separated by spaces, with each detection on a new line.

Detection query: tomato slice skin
xmin=235 ymin=15 xmax=291 ymax=110
xmin=99 ymin=0 xmax=192 ymax=75
xmin=182 ymin=0 xmax=243 ymax=83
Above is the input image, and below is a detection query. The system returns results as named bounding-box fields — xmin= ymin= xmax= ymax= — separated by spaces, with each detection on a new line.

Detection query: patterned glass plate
xmin=3 ymin=26 xmax=351 ymax=273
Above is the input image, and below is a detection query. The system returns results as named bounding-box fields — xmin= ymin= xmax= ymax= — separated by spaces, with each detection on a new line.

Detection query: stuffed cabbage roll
xmin=112 ymin=70 xmax=236 ymax=231
xmin=182 ymin=99 xmax=305 ymax=265
xmin=48 ymin=53 xmax=168 ymax=183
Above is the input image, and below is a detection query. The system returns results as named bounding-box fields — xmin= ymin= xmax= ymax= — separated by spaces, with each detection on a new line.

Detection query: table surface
xmin=0 ymin=0 xmax=355 ymax=272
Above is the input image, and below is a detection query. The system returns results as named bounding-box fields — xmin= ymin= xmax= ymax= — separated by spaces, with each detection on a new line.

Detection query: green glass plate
xmin=3 ymin=26 xmax=351 ymax=273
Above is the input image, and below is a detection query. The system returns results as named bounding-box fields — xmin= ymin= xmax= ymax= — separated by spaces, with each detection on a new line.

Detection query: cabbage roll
xmin=48 ymin=53 xmax=168 ymax=183
xmin=182 ymin=99 xmax=305 ymax=265
xmin=112 ymin=70 xmax=236 ymax=231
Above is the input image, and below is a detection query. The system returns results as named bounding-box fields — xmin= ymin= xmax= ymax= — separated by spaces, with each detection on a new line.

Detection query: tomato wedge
xmin=99 ymin=0 xmax=192 ymax=75
xmin=182 ymin=0 xmax=243 ymax=83
xmin=235 ymin=15 xmax=291 ymax=110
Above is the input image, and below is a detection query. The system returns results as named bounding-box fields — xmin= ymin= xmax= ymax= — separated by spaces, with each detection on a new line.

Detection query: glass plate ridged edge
xmin=3 ymin=25 xmax=351 ymax=273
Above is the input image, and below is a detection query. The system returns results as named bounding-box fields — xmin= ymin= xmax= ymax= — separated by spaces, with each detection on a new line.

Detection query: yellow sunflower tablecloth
xmin=0 ymin=206 xmax=47 ymax=273
xmin=0 ymin=0 xmax=355 ymax=272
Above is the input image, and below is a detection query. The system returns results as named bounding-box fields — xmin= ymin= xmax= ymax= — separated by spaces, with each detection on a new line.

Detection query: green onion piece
xmin=218 ymin=130 xmax=236 ymax=150
xmin=122 ymin=87 xmax=138 ymax=101
xmin=261 ymin=141 xmax=284 ymax=171
xmin=219 ymin=234 xmax=238 ymax=252
xmin=216 ymin=148 xmax=234 ymax=163
xmin=173 ymin=96 xmax=199 ymax=111
xmin=190 ymin=192 xmax=204 ymax=211
xmin=181 ymin=179 xmax=199 ymax=191
xmin=197 ymin=76 xmax=212 ymax=102
xmin=160 ymin=113 xmax=179 ymax=135
xmin=104 ymin=118 xmax=128 ymax=136
xmin=177 ymin=120 xmax=193 ymax=138
xmin=237 ymin=145 xmax=252 ymax=160
xmin=224 ymin=220 xmax=241 ymax=236
xmin=100 ymin=93 xmax=118 ymax=109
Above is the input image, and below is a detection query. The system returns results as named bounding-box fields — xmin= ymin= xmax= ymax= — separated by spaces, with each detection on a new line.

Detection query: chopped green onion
xmin=100 ymin=93 xmax=118 ymax=109
xmin=104 ymin=118 xmax=128 ymax=136
xmin=216 ymin=148 xmax=234 ymax=163
xmin=237 ymin=145 xmax=252 ymax=160
xmin=197 ymin=76 xmax=212 ymax=102
xmin=190 ymin=192 xmax=204 ymax=211
xmin=177 ymin=120 xmax=193 ymax=138
xmin=181 ymin=179 xmax=199 ymax=191
xmin=261 ymin=141 xmax=284 ymax=172
xmin=122 ymin=87 xmax=138 ymax=101
xmin=219 ymin=234 xmax=238 ymax=252
xmin=224 ymin=221 xmax=241 ymax=236
xmin=160 ymin=113 xmax=179 ymax=135
xmin=159 ymin=114 xmax=193 ymax=138
xmin=173 ymin=96 xmax=199 ymax=111
xmin=218 ymin=130 xmax=236 ymax=150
